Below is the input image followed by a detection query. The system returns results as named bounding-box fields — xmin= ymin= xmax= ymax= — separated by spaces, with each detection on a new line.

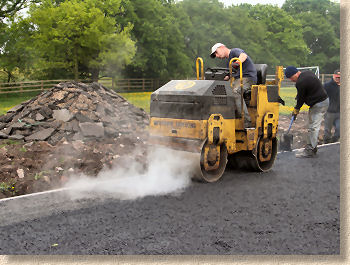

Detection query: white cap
xmin=210 ymin=43 xmax=224 ymax=58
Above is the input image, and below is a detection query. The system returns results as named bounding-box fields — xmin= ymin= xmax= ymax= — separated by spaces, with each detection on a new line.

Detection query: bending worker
xmin=284 ymin=66 xmax=329 ymax=158
xmin=210 ymin=43 xmax=257 ymax=128
xmin=323 ymin=69 xmax=340 ymax=143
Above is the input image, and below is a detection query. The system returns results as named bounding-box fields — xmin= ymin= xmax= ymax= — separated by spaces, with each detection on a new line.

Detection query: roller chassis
xmin=149 ymin=58 xmax=284 ymax=182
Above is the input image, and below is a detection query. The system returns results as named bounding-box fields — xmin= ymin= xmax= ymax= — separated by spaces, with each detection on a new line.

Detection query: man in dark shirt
xmin=210 ymin=43 xmax=257 ymax=127
xmin=285 ymin=66 xmax=329 ymax=158
xmin=323 ymin=69 xmax=340 ymax=143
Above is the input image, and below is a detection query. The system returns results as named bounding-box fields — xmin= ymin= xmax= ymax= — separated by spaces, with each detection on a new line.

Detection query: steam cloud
xmin=64 ymin=146 xmax=194 ymax=200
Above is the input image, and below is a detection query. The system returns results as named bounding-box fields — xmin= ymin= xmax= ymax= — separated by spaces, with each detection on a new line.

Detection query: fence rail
xmin=0 ymin=78 xmax=169 ymax=94
xmin=0 ymin=74 xmax=334 ymax=94
xmin=0 ymin=79 xmax=91 ymax=94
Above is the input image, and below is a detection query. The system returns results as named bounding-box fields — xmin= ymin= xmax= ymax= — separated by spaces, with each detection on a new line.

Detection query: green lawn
xmin=0 ymin=92 xmax=41 ymax=115
xmin=0 ymin=87 xmax=302 ymax=116
xmin=279 ymin=86 xmax=309 ymax=115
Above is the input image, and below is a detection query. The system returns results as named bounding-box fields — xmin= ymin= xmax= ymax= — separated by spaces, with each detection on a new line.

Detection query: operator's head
xmin=285 ymin=66 xmax=301 ymax=82
xmin=333 ymin=69 xmax=340 ymax=85
xmin=210 ymin=43 xmax=229 ymax=59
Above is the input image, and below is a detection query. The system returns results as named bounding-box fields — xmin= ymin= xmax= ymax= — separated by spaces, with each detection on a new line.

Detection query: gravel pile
xmin=0 ymin=82 xmax=149 ymax=145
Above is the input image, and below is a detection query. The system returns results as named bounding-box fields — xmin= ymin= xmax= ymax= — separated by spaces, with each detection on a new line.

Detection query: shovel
xmin=279 ymin=115 xmax=295 ymax=152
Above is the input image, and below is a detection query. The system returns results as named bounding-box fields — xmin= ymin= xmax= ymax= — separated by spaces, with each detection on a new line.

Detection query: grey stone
xmin=96 ymin=104 xmax=106 ymax=117
xmin=53 ymin=109 xmax=73 ymax=122
xmin=25 ymin=128 xmax=55 ymax=141
xmin=0 ymin=132 xmax=8 ymax=139
xmin=105 ymin=126 xmax=118 ymax=136
xmin=0 ymin=113 xmax=15 ymax=123
xmin=101 ymin=115 xmax=114 ymax=124
xmin=39 ymin=106 xmax=53 ymax=118
xmin=75 ymin=112 xmax=93 ymax=123
xmin=10 ymin=122 xmax=26 ymax=129
xmin=8 ymin=104 xmax=24 ymax=113
xmin=72 ymin=133 xmax=84 ymax=141
xmin=22 ymin=118 xmax=36 ymax=125
xmin=79 ymin=122 xmax=104 ymax=137
xmin=35 ymin=113 xmax=45 ymax=121
xmin=8 ymin=134 xmax=24 ymax=140
xmin=70 ymin=119 xmax=80 ymax=132
xmin=2 ymin=127 xmax=12 ymax=135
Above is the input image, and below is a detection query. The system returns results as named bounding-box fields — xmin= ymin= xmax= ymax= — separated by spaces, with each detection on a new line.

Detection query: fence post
xmin=112 ymin=77 xmax=114 ymax=90
xmin=128 ymin=79 xmax=130 ymax=90
xmin=321 ymin=74 xmax=324 ymax=83
xmin=41 ymin=80 xmax=44 ymax=90
xmin=142 ymin=79 xmax=145 ymax=90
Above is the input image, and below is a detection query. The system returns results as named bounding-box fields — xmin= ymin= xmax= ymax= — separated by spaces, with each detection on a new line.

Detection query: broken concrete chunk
xmin=79 ymin=122 xmax=104 ymax=137
xmin=52 ymin=91 xmax=67 ymax=101
xmin=39 ymin=106 xmax=53 ymax=118
xmin=0 ymin=132 xmax=8 ymax=139
xmin=8 ymin=104 xmax=24 ymax=113
xmin=8 ymin=134 xmax=24 ymax=140
xmin=10 ymin=122 xmax=26 ymax=129
xmin=0 ymin=112 xmax=15 ymax=123
xmin=35 ymin=113 xmax=45 ymax=121
xmin=74 ymin=112 xmax=93 ymax=123
xmin=25 ymin=128 xmax=55 ymax=141
xmin=53 ymin=109 xmax=73 ymax=122
xmin=17 ymin=168 xmax=24 ymax=179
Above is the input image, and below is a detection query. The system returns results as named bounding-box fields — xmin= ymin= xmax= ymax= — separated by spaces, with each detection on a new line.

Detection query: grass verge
xmin=0 ymin=87 xmax=304 ymax=116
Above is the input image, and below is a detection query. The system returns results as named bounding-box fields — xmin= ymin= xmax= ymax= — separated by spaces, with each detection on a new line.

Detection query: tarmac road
xmin=0 ymin=144 xmax=340 ymax=254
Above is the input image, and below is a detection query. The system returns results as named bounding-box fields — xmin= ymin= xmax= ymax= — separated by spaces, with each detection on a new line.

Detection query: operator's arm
xmin=238 ymin=52 xmax=247 ymax=63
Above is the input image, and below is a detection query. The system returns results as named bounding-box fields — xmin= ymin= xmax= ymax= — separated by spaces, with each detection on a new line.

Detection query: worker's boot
xmin=295 ymin=145 xmax=316 ymax=158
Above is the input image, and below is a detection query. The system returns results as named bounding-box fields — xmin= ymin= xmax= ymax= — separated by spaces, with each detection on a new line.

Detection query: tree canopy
xmin=0 ymin=0 xmax=340 ymax=82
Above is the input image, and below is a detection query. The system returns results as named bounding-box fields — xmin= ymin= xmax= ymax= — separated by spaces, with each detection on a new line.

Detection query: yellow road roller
xmin=149 ymin=57 xmax=284 ymax=182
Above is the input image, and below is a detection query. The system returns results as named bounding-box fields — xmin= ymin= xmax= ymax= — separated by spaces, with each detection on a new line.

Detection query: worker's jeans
xmin=306 ymin=98 xmax=329 ymax=149
xmin=323 ymin=112 xmax=340 ymax=143
xmin=232 ymin=77 xmax=254 ymax=127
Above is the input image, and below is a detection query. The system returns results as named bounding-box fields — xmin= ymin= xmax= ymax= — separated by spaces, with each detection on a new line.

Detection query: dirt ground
xmin=0 ymin=112 xmax=325 ymax=199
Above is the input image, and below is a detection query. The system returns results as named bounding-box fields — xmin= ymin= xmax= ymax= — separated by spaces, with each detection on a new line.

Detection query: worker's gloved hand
xmin=292 ymin=108 xmax=299 ymax=119
xmin=232 ymin=61 xmax=240 ymax=69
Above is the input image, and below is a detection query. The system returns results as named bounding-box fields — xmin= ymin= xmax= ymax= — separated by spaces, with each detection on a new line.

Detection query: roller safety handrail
xmin=196 ymin=57 xmax=204 ymax=80
xmin=229 ymin=57 xmax=244 ymax=123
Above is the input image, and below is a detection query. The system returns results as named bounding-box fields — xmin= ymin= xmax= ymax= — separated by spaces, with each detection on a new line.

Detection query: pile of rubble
xmin=0 ymin=82 xmax=149 ymax=145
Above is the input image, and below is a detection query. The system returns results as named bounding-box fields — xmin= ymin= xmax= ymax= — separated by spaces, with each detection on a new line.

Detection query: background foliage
xmin=0 ymin=0 xmax=340 ymax=82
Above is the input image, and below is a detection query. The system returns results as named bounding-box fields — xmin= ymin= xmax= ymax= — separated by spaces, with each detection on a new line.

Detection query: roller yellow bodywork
xmin=149 ymin=61 xmax=284 ymax=182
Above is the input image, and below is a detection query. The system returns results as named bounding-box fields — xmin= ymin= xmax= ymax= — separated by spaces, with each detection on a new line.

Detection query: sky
xmin=219 ymin=0 xmax=285 ymax=7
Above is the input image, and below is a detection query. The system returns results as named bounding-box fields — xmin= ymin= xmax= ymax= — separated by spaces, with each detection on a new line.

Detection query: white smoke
xmin=64 ymin=146 xmax=194 ymax=200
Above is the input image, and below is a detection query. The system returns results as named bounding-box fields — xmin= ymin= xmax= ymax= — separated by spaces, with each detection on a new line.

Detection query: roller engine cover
xmin=150 ymin=80 xmax=241 ymax=120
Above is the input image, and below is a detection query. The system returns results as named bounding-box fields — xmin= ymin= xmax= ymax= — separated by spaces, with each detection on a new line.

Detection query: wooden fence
xmin=0 ymin=78 xmax=169 ymax=94
xmin=99 ymin=78 xmax=169 ymax=91
xmin=0 ymin=79 xmax=91 ymax=94
xmin=0 ymin=74 xmax=334 ymax=94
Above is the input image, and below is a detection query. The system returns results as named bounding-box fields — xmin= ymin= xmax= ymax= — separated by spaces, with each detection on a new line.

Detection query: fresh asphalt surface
xmin=0 ymin=144 xmax=339 ymax=254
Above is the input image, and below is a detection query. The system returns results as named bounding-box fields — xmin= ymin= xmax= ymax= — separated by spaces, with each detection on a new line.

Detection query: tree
xmin=28 ymin=0 xmax=136 ymax=80
xmin=242 ymin=4 xmax=309 ymax=68
xmin=0 ymin=19 xmax=33 ymax=82
xmin=0 ymin=0 xmax=28 ymax=20
xmin=177 ymin=0 xmax=292 ymax=73
xmin=282 ymin=0 xmax=340 ymax=72
xmin=118 ymin=0 xmax=192 ymax=79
